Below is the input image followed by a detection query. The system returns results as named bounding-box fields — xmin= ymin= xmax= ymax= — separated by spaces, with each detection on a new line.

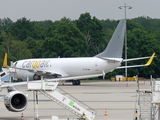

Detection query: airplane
xmin=0 ymin=19 xmax=155 ymax=86
xmin=0 ymin=19 xmax=155 ymax=113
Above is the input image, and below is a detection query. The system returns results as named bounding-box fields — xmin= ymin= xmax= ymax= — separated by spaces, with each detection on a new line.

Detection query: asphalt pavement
xmin=0 ymin=80 xmax=150 ymax=120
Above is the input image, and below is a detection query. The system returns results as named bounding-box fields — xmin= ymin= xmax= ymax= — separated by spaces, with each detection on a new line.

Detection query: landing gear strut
xmin=72 ymin=80 xmax=81 ymax=85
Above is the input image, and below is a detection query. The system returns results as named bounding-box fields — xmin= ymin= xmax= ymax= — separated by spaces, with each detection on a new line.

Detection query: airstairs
xmin=0 ymin=68 xmax=12 ymax=86
xmin=136 ymin=76 xmax=158 ymax=120
xmin=27 ymin=81 xmax=96 ymax=120
xmin=137 ymin=89 xmax=152 ymax=120
xmin=0 ymin=71 xmax=8 ymax=78
xmin=0 ymin=67 xmax=12 ymax=79
xmin=0 ymin=62 xmax=16 ymax=80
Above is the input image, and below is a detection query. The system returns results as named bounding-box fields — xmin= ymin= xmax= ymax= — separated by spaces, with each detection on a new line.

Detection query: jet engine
xmin=21 ymin=72 xmax=60 ymax=81
xmin=21 ymin=72 xmax=41 ymax=81
xmin=4 ymin=91 xmax=27 ymax=112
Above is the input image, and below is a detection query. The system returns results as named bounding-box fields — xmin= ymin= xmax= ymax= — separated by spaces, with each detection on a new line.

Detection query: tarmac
xmin=0 ymin=80 xmax=150 ymax=120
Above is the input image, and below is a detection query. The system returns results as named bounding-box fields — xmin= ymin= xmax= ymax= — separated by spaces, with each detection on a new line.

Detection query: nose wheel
xmin=72 ymin=80 xmax=81 ymax=85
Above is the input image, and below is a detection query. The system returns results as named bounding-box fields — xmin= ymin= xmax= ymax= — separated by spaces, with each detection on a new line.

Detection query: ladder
xmin=0 ymin=68 xmax=12 ymax=79
xmin=0 ymin=67 xmax=15 ymax=84
xmin=0 ymin=69 xmax=12 ymax=86
xmin=136 ymin=77 xmax=153 ymax=120
xmin=138 ymin=89 xmax=152 ymax=120
xmin=27 ymin=81 xmax=96 ymax=120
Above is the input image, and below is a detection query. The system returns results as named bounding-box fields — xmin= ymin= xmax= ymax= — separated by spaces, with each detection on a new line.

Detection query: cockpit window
xmin=13 ymin=62 xmax=18 ymax=66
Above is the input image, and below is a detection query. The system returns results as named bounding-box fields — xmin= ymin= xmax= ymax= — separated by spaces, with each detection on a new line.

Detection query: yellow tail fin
xmin=145 ymin=53 xmax=156 ymax=66
xmin=3 ymin=53 xmax=8 ymax=67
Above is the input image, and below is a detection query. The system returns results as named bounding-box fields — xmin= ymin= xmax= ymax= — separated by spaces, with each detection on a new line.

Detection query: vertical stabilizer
xmin=96 ymin=19 xmax=126 ymax=58
xmin=3 ymin=53 xmax=8 ymax=67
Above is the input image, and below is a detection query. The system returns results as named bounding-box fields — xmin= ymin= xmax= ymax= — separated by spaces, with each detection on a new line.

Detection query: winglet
xmin=3 ymin=53 xmax=8 ymax=67
xmin=145 ymin=53 xmax=156 ymax=66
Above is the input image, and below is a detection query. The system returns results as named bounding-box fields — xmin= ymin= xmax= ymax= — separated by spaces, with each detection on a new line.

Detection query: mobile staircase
xmin=137 ymin=88 xmax=152 ymax=120
xmin=27 ymin=81 xmax=96 ymax=120
xmin=0 ymin=68 xmax=12 ymax=87
xmin=0 ymin=67 xmax=12 ymax=81
xmin=136 ymin=76 xmax=158 ymax=120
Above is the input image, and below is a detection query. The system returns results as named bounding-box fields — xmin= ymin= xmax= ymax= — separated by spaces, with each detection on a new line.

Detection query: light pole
xmin=118 ymin=3 xmax=132 ymax=81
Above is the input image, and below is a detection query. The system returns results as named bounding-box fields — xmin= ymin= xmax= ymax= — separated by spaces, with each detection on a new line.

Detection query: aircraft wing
xmin=5 ymin=66 xmax=69 ymax=77
xmin=0 ymin=73 xmax=103 ymax=88
xmin=117 ymin=53 xmax=155 ymax=69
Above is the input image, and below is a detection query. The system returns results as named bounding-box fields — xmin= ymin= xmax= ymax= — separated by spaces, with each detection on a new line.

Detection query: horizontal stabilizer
xmin=123 ymin=53 xmax=156 ymax=62
xmin=117 ymin=53 xmax=156 ymax=69
xmin=117 ymin=64 xmax=149 ymax=69
xmin=96 ymin=57 xmax=123 ymax=62
xmin=145 ymin=53 xmax=156 ymax=66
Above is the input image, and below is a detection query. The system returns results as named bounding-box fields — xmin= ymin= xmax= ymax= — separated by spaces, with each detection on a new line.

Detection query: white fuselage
xmin=11 ymin=57 xmax=122 ymax=80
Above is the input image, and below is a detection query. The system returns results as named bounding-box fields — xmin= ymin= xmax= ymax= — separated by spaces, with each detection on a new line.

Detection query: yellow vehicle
xmin=111 ymin=76 xmax=136 ymax=81
xmin=119 ymin=76 xmax=136 ymax=81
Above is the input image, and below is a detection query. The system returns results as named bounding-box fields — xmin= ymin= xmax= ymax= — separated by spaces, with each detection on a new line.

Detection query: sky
xmin=0 ymin=0 xmax=159 ymax=22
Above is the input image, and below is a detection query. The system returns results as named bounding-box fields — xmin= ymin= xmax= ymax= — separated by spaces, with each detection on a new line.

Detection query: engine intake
xmin=4 ymin=91 xmax=27 ymax=112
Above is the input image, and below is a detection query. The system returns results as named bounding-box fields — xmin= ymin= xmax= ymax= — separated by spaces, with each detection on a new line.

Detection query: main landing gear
xmin=72 ymin=80 xmax=81 ymax=85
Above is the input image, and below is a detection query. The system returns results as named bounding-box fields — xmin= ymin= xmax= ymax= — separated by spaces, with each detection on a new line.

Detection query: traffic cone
xmin=104 ymin=109 xmax=108 ymax=116
xmin=21 ymin=113 xmax=24 ymax=120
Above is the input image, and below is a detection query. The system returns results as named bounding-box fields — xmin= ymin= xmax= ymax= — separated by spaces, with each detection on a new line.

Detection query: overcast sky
xmin=0 ymin=0 xmax=159 ymax=22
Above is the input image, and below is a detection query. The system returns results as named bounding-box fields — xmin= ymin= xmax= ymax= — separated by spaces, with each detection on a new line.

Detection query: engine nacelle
xmin=22 ymin=72 xmax=35 ymax=81
xmin=4 ymin=91 xmax=27 ymax=112
xmin=22 ymin=72 xmax=41 ymax=81
xmin=21 ymin=72 xmax=60 ymax=81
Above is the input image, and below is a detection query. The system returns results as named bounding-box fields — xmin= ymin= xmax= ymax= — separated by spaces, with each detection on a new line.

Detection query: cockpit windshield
xmin=13 ymin=62 xmax=18 ymax=66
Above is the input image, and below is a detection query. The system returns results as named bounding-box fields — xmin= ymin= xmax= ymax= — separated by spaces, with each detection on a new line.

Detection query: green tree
xmin=42 ymin=18 xmax=86 ymax=58
xmin=25 ymin=37 xmax=43 ymax=58
xmin=0 ymin=18 xmax=13 ymax=32
xmin=7 ymin=17 xmax=34 ymax=41
xmin=32 ymin=20 xmax=54 ymax=40
xmin=0 ymin=32 xmax=32 ymax=64
xmin=76 ymin=13 xmax=105 ymax=56
xmin=10 ymin=40 xmax=32 ymax=61
xmin=126 ymin=20 xmax=159 ymax=77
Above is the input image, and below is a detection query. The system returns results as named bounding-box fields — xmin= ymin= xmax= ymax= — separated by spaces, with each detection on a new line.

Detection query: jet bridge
xmin=27 ymin=80 xmax=96 ymax=120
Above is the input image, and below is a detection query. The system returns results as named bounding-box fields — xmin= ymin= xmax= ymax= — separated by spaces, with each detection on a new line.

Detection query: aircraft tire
xmin=72 ymin=80 xmax=76 ymax=85
xmin=76 ymin=80 xmax=81 ymax=85
xmin=72 ymin=80 xmax=81 ymax=85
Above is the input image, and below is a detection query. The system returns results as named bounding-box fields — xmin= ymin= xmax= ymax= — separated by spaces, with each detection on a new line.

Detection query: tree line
xmin=0 ymin=13 xmax=159 ymax=78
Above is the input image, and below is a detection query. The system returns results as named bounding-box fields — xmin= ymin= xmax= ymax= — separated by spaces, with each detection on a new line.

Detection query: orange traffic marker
xmin=21 ymin=113 xmax=24 ymax=120
xmin=104 ymin=109 xmax=108 ymax=116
